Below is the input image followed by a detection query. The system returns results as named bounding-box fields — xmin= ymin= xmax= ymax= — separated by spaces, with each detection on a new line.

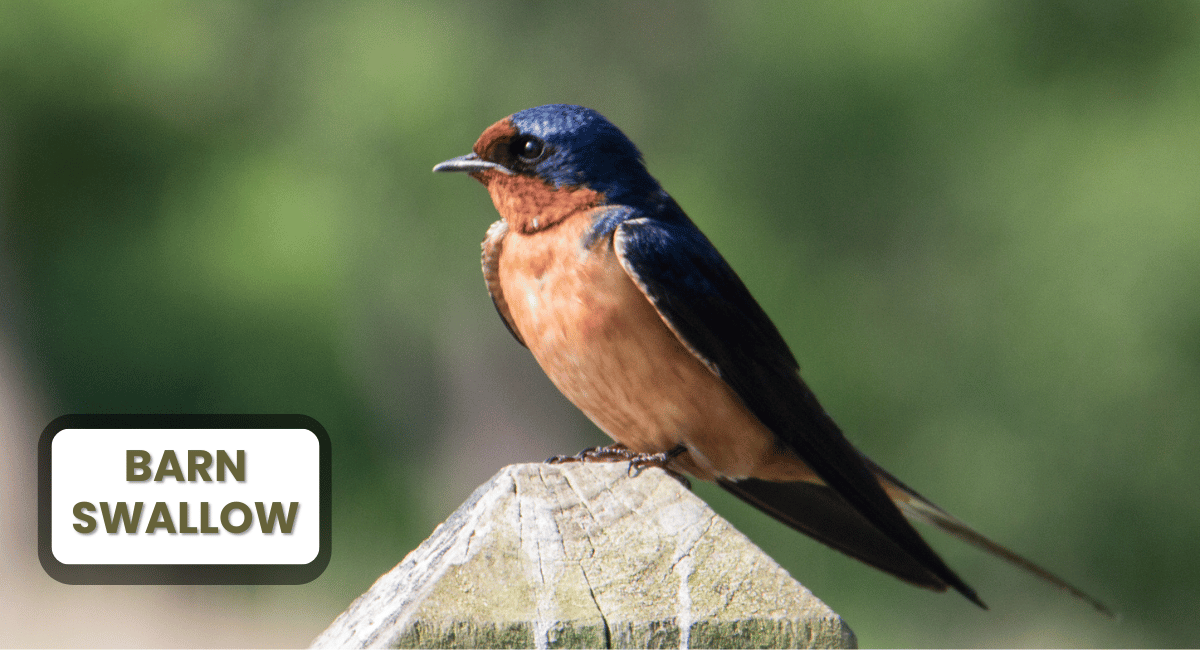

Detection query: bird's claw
xmin=545 ymin=443 xmax=632 ymax=464
xmin=546 ymin=443 xmax=691 ymax=489
xmin=625 ymin=445 xmax=691 ymax=489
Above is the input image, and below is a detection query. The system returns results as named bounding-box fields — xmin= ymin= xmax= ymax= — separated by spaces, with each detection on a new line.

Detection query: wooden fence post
xmin=312 ymin=462 xmax=856 ymax=649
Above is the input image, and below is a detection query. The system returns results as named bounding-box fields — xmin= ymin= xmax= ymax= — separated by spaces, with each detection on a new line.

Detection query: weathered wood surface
xmin=311 ymin=462 xmax=856 ymax=649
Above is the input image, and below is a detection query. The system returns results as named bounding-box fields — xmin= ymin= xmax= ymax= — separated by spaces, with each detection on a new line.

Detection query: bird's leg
xmin=546 ymin=442 xmax=692 ymax=489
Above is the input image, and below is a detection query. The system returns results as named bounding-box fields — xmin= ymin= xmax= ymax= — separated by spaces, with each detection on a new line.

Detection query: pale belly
xmin=496 ymin=218 xmax=815 ymax=482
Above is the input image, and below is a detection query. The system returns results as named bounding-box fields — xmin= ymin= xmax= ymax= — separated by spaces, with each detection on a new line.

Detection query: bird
xmin=433 ymin=103 xmax=1111 ymax=615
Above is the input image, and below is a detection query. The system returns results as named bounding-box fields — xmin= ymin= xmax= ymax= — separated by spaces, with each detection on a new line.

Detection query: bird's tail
xmin=717 ymin=476 xmax=960 ymax=595
xmin=861 ymin=455 xmax=1116 ymax=618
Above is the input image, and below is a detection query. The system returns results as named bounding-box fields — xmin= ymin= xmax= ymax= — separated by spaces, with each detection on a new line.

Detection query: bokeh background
xmin=1 ymin=1 xmax=1197 ymax=647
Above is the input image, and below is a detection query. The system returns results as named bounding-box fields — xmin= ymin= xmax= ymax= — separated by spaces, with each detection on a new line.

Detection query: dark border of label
xmin=38 ymin=414 xmax=332 ymax=585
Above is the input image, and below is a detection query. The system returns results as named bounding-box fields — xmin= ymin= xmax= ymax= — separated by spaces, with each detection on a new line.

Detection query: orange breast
xmin=495 ymin=208 xmax=816 ymax=482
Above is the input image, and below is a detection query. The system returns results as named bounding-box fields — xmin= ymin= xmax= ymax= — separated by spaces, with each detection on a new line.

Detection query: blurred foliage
xmin=1 ymin=0 xmax=1198 ymax=647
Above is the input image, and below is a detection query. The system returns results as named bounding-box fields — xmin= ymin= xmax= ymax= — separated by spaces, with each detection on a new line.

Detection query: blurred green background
xmin=1 ymin=0 xmax=1197 ymax=647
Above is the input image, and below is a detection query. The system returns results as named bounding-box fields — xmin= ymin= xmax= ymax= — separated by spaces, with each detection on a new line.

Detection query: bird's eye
xmin=511 ymin=135 xmax=546 ymax=162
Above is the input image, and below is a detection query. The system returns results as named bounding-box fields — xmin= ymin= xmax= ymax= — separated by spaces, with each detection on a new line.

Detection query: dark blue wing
xmin=613 ymin=211 xmax=983 ymax=607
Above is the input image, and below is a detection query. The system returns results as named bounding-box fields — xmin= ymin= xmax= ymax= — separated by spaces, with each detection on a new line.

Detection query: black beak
xmin=432 ymin=153 xmax=513 ymax=175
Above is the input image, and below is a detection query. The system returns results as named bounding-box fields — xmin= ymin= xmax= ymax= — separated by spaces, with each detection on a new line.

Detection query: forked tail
xmin=861 ymin=455 xmax=1115 ymax=618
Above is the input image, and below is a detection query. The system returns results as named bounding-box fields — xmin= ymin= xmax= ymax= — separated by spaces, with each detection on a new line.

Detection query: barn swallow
xmin=434 ymin=104 xmax=1111 ymax=615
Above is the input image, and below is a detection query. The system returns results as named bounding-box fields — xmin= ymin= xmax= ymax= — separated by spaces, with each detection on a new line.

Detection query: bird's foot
xmin=545 ymin=443 xmax=691 ymax=489
xmin=545 ymin=443 xmax=632 ymax=464
xmin=625 ymin=444 xmax=691 ymax=489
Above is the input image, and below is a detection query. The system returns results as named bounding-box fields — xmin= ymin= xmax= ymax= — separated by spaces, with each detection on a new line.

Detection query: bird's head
xmin=434 ymin=105 xmax=663 ymax=234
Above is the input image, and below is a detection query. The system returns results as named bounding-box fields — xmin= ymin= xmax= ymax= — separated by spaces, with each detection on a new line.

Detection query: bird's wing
xmin=613 ymin=214 xmax=984 ymax=607
xmin=717 ymin=477 xmax=948 ymax=590
xmin=481 ymin=219 xmax=526 ymax=347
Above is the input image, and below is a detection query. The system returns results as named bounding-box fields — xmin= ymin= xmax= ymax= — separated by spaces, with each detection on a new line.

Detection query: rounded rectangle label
xmin=39 ymin=414 xmax=331 ymax=584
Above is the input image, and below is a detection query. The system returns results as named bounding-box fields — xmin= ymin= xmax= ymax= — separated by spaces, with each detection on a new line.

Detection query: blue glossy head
xmin=508 ymin=105 xmax=647 ymax=191
xmin=435 ymin=104 xmax=662 ymax=207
